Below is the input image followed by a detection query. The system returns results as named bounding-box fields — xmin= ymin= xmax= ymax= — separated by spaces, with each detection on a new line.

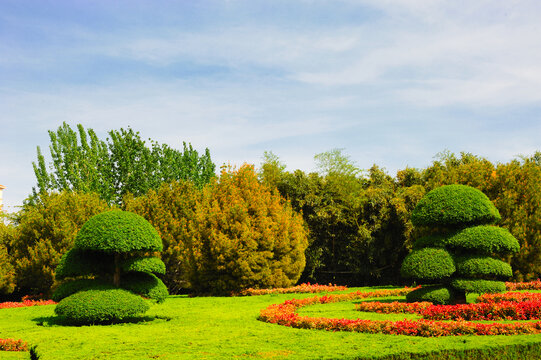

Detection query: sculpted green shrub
xmin=405 ymin=285 xmax=455 ymax=305
xmin=55 ymin=289 xmax=149 ymax=324
xmin=188 ymin=165 xmax=308 ymax=295
xmin=53 ymin=210 xmax=168 ymax=324
xmin=8 ymin=191 xmax=110 ymax=296
xmin=402 ymin=185 xmax=519 ymax=304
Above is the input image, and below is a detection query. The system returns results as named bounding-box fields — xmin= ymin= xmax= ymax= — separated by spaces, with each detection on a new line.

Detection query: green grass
xmin=1 ymin=287 xmax=541 ymax=359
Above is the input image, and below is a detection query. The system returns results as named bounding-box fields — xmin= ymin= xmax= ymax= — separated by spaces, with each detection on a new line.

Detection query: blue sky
xmin=1 ymin=0 xmax=540 ymax=212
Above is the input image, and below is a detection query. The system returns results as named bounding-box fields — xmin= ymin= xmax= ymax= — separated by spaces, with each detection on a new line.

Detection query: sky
xmin=1 ymin=0 xmax=541 ymax=212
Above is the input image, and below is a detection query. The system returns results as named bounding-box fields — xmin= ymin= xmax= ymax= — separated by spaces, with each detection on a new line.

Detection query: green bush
xmin=411 ymin=185 xmax=501 ymax=227
xmin=121 ymin=256 xmax=166 ymax=275
xmin=400 ymin=248 xmax=455 ymax=280
xmin=55 ymin=289 xmax=149 ymax=324
xmin=55 ymin=248 xmax=114 ymax=279
xmin=451 ymin=278 xmax=506 ymax=294
xmin=75 ymin=210 xmax=162 ymax=253
xmin=454 ymin=255 xmax=512 ymax=278
xmin=412 ymin=234 xmax=448 ymax=250
xmin=52 ymin=278 xmax=115 ymax=302
xmin=0 ymin=242 xmax=15 ymax=295
xmin=446 ymin=226 xmax=520 ymax=254
xmin=405 ymin=286 xmax=455 ymax=305
xmin=120 ymin=272 xmax=168 ymax=304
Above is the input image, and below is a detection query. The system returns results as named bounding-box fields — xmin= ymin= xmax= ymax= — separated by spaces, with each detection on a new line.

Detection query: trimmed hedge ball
xmin=121 ymin=256 xmax=166 ymax=275
xmin=446 ymin=225 xmax=520 ymax=254
xmin=121 ymin=272 xmax=168 ymax=303
xmin=411 ymin=185 xmax=501 ymax=227
xmin=52 ymin=278 xmax=115 ymax=302
xmin=406 ymin=286 xmax=456 ymax=305
xmin=55 ymin=289 xmax=150 ymax=324
xmin=454 ymin=255 xmax=513 ymax=279
xmin=55 ymin=248 xmax=114 ymax=280
xmin=451 ymin=278 xmax=506 ymax=294
xmin=401 ymin=248 xmax=456 ymax=280
xmin=75 ymin=210 xmax=162 ymax=253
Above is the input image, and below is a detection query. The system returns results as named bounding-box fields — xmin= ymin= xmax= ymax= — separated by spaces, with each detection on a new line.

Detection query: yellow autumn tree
xmin=188 ymin=164 xmax=308 ymax=295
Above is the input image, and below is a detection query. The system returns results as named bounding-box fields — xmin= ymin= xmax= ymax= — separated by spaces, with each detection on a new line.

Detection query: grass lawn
xmin=2 ymin=287 xmax=541 ymax=359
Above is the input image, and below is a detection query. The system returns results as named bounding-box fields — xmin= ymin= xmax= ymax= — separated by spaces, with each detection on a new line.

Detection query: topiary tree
xmin=401 ymin=185 xmax=519 ymax=304
xmin=53 ymin=210 xmax=169 ymax=324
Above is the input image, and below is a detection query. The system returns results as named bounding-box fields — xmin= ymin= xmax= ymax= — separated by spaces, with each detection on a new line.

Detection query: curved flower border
xmin=259 ymin=288 xmax=541 ymax=336
xmin=0 ymin=338 xmax=27 ymax=352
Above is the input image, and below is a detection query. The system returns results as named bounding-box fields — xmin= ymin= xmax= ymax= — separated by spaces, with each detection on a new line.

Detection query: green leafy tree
xmin=0 ymin=222 xmax=16 ymax=295
xmin=33 ymin=122 xmax=215 ymax=205
xmin=54 ymin=210 xmax=168 ymax=324
xmin=187 ymin=164 xmax=308 ymax=295
xmin=401 ymin=185 xmax=519 ymax=304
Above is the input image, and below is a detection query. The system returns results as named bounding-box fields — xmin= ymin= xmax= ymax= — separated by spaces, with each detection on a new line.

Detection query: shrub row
xmin=477 ymin=291 xmax=541 ymax=303
xmin=422 ymin=300 xmax=541 ymax=321
xmin=356 ymin=301 xmax=432 ymax=314
xmin=0 ymin=338 xmax=27 ymax=351
xmin=506 ymin=279 xmax=541 ymax=291
xmin=0 ymin=299 xmax=55 ymax=309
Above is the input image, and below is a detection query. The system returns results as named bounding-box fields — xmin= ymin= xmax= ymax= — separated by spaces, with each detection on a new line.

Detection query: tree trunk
xmin=114 ymin=253 xmax=121 ymax=287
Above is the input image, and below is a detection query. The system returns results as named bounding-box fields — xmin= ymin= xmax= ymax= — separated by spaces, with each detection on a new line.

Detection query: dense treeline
xmin=0 ymin=133 xmax=539 ymax=298
xmin=258 ymin=150 xmax=541 ymax=286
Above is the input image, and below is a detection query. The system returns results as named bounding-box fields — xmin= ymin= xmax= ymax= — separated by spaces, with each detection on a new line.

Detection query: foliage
xmin=53 ymin=210 xmax=168 ymax=323
xmin=54 ymin=289 xmax=149 ymax=324
xmin=188 ymin=164 xmax=308 ymax=295
xmin=123 ymin=179 xmax=199 ymax=294
xmin=121 ymin=257 xmax=166 ymax=275
xmin=0 ymin=234 xmax=15 ymax=294
xmin=506 ymin=279 xmax=541 ymax=291
xmin=0 ymin=299 xmax=55 ymax=309
xmin=33 ymin=122 xmax=215 ymax=205
xmin=405 ymin=286 xmax=456 ymax=305
xmin=74 ymin=210 xmax=162 ymax=253
xmin=455 ymin=255 xmax=512 ymax=278
xmin=400 ymin=248 xmax=456 ymax=280
xmin=51 ymin=278 xmax=115 ymax=302
xmin=5 ymin=191 xmax=110 ymax=296
xmin=411 ymin=185 xmax=501 ymax=227
xmin=446 ymin=226 xmax=520 ymax=254
xmin=0 ymin=338 xmax=27 ymax=352
xmin=120 ymin=272 xmax=168 ymax=303
xmin=451 ymin=279 xmax=507 ymax=294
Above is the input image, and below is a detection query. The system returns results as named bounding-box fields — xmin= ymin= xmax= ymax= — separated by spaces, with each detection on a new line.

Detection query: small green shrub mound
xmin=52 ymin=278 xmax=115 ymax=302
xmin=406 ymin=286 xmax=456 ymax=305
xmin=55 ymin=248 xmax=114 ymax=279
xmin=121 ymin=256 xmax=166 ymax=275
xmin=75 ymin=210 xmax=162 ymax=253
xmin=446 ymin=226 xmax=520 ymax=254
xmin=401 ymin=248 xmax=456 ymax=280
xmin=411 ymin=185 xmax=501 ymax=227
xmin=451 ymin=278 xmax=506 ymax=294
xmin=454 ymin=255 xmax=512 ymax=279
xmin=121 ymin=272 xmax=168 ymax=303
xmin=55 ymin=289 xmax=149 ymax=324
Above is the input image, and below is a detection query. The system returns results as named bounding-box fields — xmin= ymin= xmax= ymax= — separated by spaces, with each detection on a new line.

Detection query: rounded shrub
xmin=411 ymin=185 xmax=501 ymax=227
xmin=406 ymin=286 xmax=456 ymax=305
xmin=451 ymin=278 xmax=506 ymax=294
xmin=454 ymin=255 xmax=513 ymax=279
xmin=401 ymin=248 xmax=456 ymax=280
xmin=412 ymin=234 xmax=449 ymax=250
xmin=55 ymin=248 xmax=114 ymax=279
xmin=446 ymin=226 xmax=520 ymax=254
xmin=75 ymin=210 xmax=162 ymax=253
xmin=121 ymin=272 xmax=168 ymax=303
xmin=55 ymin=289 xmax=150 ymax=324
xmin=52 ymin=278 xmax=115 ymax=302
xmin=121 ymin=256 xmax=166 ymax=275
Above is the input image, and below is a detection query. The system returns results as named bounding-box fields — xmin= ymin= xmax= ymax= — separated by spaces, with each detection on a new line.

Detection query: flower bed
xmin=477 ymin=292 xmax=541 ymax=303
xmin=0 ymin=338 xmax=27 ymax=352
xmin=0 ymin=299 xmax=56 ymax=310
xmin=236 ymin=283 xmax=348 ymax=296
xmin=259 ymin=287 xmax=541 ymax=337
xmin=506 ymin=279 xmax=541 ymax=291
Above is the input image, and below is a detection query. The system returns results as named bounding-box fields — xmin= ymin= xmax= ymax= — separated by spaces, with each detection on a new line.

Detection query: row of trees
xmin=0 ymin=122 xmax=539 ymax=297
